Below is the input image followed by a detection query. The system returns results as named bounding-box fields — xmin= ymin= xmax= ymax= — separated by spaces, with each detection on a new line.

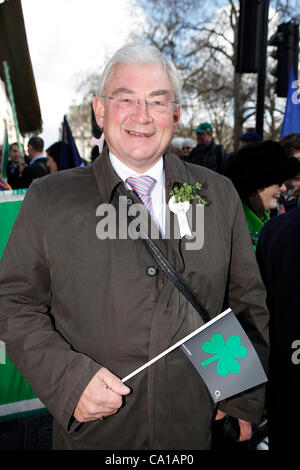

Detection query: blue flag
xmin=280 ymin=68 xmax=300 ymax=139
xmin=61 ymin=116 xmax=83 ymax=170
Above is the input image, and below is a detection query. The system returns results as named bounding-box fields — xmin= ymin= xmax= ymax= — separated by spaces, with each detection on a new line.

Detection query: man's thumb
xmin=98 ymin=367 xmax=131 ymax=395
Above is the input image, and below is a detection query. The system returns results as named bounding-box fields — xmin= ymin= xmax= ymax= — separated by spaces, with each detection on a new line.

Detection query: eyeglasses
xmin=101 ymin=95 xmax=179 ymax=113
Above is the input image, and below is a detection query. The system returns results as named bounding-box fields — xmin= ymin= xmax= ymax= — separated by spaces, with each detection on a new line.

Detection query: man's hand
xmin=215 ymin=409 xmax=252 ymax=442
xmin=73 ymin=367 xmax=131 ymax=422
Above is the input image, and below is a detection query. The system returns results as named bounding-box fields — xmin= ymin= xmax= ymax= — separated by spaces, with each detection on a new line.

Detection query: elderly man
xmin=187 ymin=122 xmax=227 ymax=174
xmin=0 ymin=44 xmax=268 ymax=450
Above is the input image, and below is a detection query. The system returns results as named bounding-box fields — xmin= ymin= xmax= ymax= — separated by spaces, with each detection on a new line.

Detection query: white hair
xmin=98 ymin=43 xmax=182 ymax=106
xmin=181 ymin=138 xmax=195 ymax=149
xmin=171 ymin=137 xmax=185 ymax=149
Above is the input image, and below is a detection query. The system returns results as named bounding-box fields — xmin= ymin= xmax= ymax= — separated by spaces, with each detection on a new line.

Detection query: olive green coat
xmin=0 ymin=150 xmax=269 ymax=450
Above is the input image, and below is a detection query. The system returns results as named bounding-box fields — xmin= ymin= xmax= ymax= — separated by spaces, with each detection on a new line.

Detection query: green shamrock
xmin=169 ymin=182 xmax=207 ymax=205
xmin=201 ymin=334 xmax=248 ymax=377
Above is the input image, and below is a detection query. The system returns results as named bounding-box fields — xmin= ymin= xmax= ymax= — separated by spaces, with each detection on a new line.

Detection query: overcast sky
xmin=21 ymin=0 xmax=145 ymax=149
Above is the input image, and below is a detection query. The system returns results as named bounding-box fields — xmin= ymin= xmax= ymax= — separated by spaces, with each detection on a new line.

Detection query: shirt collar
xmin=92 ymin=146 xmax=190 ymax=203
xmin=29 ymin=155 xmax=45 ymax=165
xmin=109 ymin=152 xmax=164 ymax=187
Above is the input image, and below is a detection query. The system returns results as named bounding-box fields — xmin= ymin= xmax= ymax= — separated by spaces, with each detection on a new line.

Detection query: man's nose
xmin=131 ymin=100 xmax=153 ymax=123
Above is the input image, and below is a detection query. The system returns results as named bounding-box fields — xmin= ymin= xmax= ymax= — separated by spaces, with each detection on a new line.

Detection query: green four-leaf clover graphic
xmin=201 ymin=334 xmax=248 ymax=376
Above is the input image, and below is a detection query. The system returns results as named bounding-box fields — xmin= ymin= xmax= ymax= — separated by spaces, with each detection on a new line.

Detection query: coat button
xmin=127 ymin=198 xmax=133 ymax=205
xmin=146 ymin=266 xmax=157 ymax=277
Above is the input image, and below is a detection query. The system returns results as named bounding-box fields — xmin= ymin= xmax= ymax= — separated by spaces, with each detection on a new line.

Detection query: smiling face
xmin=93 ymin=63 xmax=181 ymax=172
xmin=257 ymin=183 xmax=287 ymax=211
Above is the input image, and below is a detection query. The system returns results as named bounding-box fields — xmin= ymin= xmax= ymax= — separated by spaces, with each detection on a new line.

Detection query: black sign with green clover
xmin=181 ymin=310 xmax=267 ymax=402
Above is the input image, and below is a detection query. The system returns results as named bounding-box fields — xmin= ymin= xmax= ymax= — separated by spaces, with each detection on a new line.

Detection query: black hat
xmin=239 ymin=131 xmax=262 ymax=143
xmin=225 ymin=140 xmax=300 ymax=200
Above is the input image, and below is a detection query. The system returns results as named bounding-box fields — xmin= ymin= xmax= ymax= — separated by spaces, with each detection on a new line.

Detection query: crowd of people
xmin=0 ymin=42 xmax=299 ymax=452
xmin=0 ymin=136 xmax=89 ymax=192
xmin=167 ymin=128 xmax=300 ymax=450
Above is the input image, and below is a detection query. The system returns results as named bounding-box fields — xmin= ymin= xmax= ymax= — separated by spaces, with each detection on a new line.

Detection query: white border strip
xmin=0 ymin=398 xmax=46 ymax=417
xmin=0 ymin=190 xmax=27 ymax=203
xmin=122 ymin=308 xmax=232 ymax=382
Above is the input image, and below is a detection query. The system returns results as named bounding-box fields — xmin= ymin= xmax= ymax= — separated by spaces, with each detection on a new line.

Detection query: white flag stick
xmin=122 ymin=307 xmax=232 ymax=383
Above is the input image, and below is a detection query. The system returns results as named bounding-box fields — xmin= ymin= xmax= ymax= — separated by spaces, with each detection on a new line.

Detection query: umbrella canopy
xmin=0 ymin=0 xmax=42 ymax=134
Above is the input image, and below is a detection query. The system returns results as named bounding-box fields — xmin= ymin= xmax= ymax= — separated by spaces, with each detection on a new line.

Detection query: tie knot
xmin=126 ymin=175 xmax=156 ymax=196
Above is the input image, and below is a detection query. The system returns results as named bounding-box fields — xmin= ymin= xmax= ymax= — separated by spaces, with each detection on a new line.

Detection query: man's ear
xmin=173 ymin=106 xmax=182 ymax=134
xmin=93 ymin=96 xmax=105 ymax=128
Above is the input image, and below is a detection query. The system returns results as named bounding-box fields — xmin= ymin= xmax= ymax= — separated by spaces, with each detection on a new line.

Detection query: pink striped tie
xmin=126 ymin=175 xmax=156 ymax=215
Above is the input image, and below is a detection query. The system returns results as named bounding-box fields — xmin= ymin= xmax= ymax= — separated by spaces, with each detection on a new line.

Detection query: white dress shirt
xmin=109 ymin=153 xmax=166 ymax=234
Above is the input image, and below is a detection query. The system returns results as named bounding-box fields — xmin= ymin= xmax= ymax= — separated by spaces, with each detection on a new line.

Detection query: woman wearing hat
xmin=225 ymin=140 xmax=300 ymax=250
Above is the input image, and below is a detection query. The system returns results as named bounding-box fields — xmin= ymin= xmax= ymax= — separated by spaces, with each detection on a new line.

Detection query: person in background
xmin=6 ymin=143 xmax=21 ymax=189
xmin=169 ymin=136 xmax=184 ymax=157
xmin=46 ymin=142 xmax=61 ymax=173
xmin=256 ymin=207 xmax=300 ymax=450
xmin=19 ymin=136 xmax=48 ymax=188
xmin=225 ymin=140 xmax=300 ymax=250
xmin=239 ymin=131 xmax=262 ymax=148
xmin=279 ymin=133 xmax=300 ymax=212
xmin=187 ymin=122 xmax=227 ymax=174
xmin=46 ymin=140 xmax=87 ymax=172
xmin=181 ymin=138 xmax=195 ymax=159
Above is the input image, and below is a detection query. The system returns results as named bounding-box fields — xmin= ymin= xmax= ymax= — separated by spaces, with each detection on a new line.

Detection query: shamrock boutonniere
xmin=168 ymin=182 xmax=207 ymax=238
xmin=169 ymin=182 xmax=208 ymax=205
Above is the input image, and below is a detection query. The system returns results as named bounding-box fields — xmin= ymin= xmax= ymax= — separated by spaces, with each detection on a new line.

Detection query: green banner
xmin=0 ymin=189 xmax=27 ymax=258
xmin=0 ymin=189 xmax=46 ymax=421
xmin=0 ymin=124 xmax=9 ymax=180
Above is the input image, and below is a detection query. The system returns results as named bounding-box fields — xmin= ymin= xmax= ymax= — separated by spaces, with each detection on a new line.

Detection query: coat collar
xmin=92 ymin=146 xmax=191 ymax=203
xmin=92 ymin=146 xmax=123 ymax=202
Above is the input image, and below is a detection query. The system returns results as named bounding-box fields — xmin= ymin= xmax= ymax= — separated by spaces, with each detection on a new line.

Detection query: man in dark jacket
xmin=256 ymin=208 xmax=300 ymax=450
xmin=19 ymin=136 xmax=48 ymax=188
xmin=187 ymin=122 xmax=227 ymax=174
xmin=0 ymin=44 xmax=268 ymax=450
xmin=6 ymin=143 xmax=21 ymax=189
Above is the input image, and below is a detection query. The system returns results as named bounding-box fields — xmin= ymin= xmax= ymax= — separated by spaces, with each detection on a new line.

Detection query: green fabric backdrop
xmin=0 ymin=190 xmax=46 ymax=421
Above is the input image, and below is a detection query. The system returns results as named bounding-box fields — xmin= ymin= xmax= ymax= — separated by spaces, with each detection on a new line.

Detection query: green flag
xmin=1 ymin=124 xmax=9 ymax=180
